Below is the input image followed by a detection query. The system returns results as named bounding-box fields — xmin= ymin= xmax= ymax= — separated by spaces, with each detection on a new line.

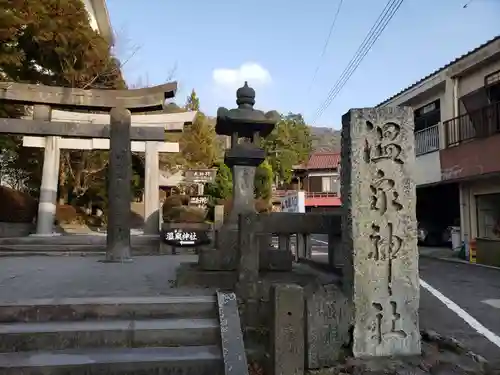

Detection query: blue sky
xmin=106 ymin=0 xmax=499 ymax=128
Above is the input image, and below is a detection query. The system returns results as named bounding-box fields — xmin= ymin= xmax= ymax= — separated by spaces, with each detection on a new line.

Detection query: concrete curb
xmin=420 ymin=253 xmax=500 ymax=271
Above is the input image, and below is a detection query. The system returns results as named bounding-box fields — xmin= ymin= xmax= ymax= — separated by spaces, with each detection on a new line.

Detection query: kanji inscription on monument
xmin=341 ymin=107 xmax=420 ymax=357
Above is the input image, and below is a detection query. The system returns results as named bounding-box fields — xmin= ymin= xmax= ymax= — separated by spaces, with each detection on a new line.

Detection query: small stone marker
xmin=271 ymin=284 xmax=304 ymax=375
xmin=237 ymin=213 xmax=260 ymax=299
xmin=341 ymin=107 xmax=420 ymax=357
xmin=306 ymin=284 xmax=351 ymax=369
xmin=216 ymin=291 xmax=249 ymax=375
xmin=106 ymin=107 xmax=133 ymax=262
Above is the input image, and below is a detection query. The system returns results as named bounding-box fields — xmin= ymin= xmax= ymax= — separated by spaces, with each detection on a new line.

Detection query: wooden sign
xmin=189 ymin=195 xmax=209 ymax=210
xmin=161 ymin=228 xmax=210 ymax=247
xmin=184 ymin=169 xmax=216 ymax=183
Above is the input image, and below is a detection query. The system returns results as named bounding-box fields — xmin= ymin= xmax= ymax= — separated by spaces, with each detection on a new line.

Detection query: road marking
xmin=311 ymin=239 xmax=328 ymax=256
xmin=313 ymin=238 xmax=500 ymax=347
xmin=311 ymin=251 xmax=325 ymax=256
xmin=420 ymin=279 xmax=500 ymax=349
xmin=482 ymin=299 xmax=500 ymax=309
xmin=312 ymin=238 xmax=328 ymax=245
xmin=312 ymin=238 xmax=500 ymax=349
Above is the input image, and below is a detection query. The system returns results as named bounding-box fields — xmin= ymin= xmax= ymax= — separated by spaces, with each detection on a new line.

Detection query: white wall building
xmin=377 ymin=36 xmax=500 ymax=255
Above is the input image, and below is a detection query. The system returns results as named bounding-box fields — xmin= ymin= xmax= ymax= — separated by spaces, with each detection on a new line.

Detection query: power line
xmin=307 ymin=0 xmax=345 ymax=94
xmin=311 ymin=0 xmax=404 ymax=124
xmin=312 ymin=0 xmax=402 ymax=123
xmin=312 ymin=0 xmax=400 ymax=122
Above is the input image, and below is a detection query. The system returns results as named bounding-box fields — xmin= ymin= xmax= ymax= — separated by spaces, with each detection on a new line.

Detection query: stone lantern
xmin=199 ymin=82 xmax=280 ymax=270
xmin=216 ymin=82 xmax=280 ymax=223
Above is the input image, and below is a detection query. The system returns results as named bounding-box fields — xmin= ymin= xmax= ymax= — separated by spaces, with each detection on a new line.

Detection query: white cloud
xmin=212 ymin=62 xmax=272 ymax=89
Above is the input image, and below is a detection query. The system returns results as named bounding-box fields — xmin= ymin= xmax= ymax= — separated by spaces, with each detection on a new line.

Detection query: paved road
xmin=308 ymin=236 xmax=500 ymax=362
xmin=419 ymin=258 xmax=500 ymax=361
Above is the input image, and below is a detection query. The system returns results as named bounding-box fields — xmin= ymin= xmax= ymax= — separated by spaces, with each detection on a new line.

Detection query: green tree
xmin=262 ymin=113 xmax=312 ymax=185
xmin=254 ymin=159 xmax=273 ymax=200
xmin=0 ymin=0 xmax=125 ymax=88
xmin=0 ymin=0 xmax=125 ymax=203
xmin=180 ymin=90 xmax=219 ymax=168
xmin=185 ymin=89 xmax=200 ymax=111
xmin=205 ymin=162 xmax=232 ymax=200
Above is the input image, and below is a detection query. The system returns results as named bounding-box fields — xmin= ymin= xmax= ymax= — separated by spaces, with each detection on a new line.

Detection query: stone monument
xmin=341 ymin=107 xmax=420 ymax=357
xmin=198 ymin=82 xmax=280 ymax=270
xmin=106 ymin=107 xmax=133 ymax=262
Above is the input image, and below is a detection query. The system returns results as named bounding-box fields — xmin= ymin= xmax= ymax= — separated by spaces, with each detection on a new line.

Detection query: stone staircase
xmin=0 ymin=234 xmax=161 ymax=256
xmin=0 ymin=294 xmax=237 ymax=374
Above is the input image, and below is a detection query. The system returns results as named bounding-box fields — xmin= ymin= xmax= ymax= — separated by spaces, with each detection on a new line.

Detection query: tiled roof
xmin=376 ymin=35 xmax=500 ymax=107
xmin=306 ymin=152 xmax=340 ymax=170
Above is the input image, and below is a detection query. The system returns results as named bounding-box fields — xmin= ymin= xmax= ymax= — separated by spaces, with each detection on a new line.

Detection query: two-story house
xmin=378 ymin=36 xmax=500 ymax=261
xmin=274 ymin=152 xmax=342 ymax=211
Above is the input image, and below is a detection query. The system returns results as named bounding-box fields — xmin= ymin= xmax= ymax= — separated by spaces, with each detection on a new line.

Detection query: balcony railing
xmin=444 ymin=101 xmax=500 ymax=147
xmin=272 ymin=190 xmax=339 ymax=199
xmin=305 ymin=192 xmax=338 ymax=198
xmin=415 ymin=124 xmax=440 ymax=156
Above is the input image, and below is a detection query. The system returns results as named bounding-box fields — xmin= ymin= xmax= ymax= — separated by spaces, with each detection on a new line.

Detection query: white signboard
xmin=281 ymin=191 xmax=305 ymax=213
xmin=189 ymin=196 xmax=209 ymax=210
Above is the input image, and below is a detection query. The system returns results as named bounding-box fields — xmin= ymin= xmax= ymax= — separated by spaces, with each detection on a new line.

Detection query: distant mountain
xmin=213 ymin=124 xmax=341 ymax=154
xmin=310 ymin=126 xmax=341 ymax=152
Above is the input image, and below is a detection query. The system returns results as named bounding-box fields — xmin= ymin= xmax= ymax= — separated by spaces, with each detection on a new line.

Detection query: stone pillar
xmin=214 ymin=205 xmax=224 ymax=228
xmin=341 ymin=107 xmax=420 ymax=357
xmin=144 ymin=141 xmax=160 ymax=234
xmin=271 ymin=284 xmax=304 ymax=375
xmin=297 ymin=233 xmax=311 ymax=259
xmin=278 ymin=234 xmax=290 ymax=252
xmin=35 ymin=105 xmax=60 ymax=236
xmin=227 ymin=165 xmax=256 ymax=224
xmin=237 ymin=213 xmax=259 ymax=299
xmin=106 ymin=107 xmax=132 ymax=262
xmin=327 ymin=231 xmax=342 ymax=269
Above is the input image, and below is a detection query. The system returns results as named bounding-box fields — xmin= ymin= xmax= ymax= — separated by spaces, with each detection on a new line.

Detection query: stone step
xmin=0 ymin=318 xmax=219 ymax=352
xmin=0 ymin=296 xmax=217 ymax=323
xmin=0 ymin=245 xmax=105 ymax=252
xmin=0 ymin=244 xmax=158 ymax=255
xmin=0 ymin=235 xmax=160 ymax=246
xmin=0 ymin=345 xmax=223 ymax=375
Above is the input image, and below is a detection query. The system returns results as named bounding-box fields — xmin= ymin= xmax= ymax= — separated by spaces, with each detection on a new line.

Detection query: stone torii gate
xmin=0 ymin=81 xmax=183 ymax=261
xmin=22 ymin=109 xmax=196 ymax=235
